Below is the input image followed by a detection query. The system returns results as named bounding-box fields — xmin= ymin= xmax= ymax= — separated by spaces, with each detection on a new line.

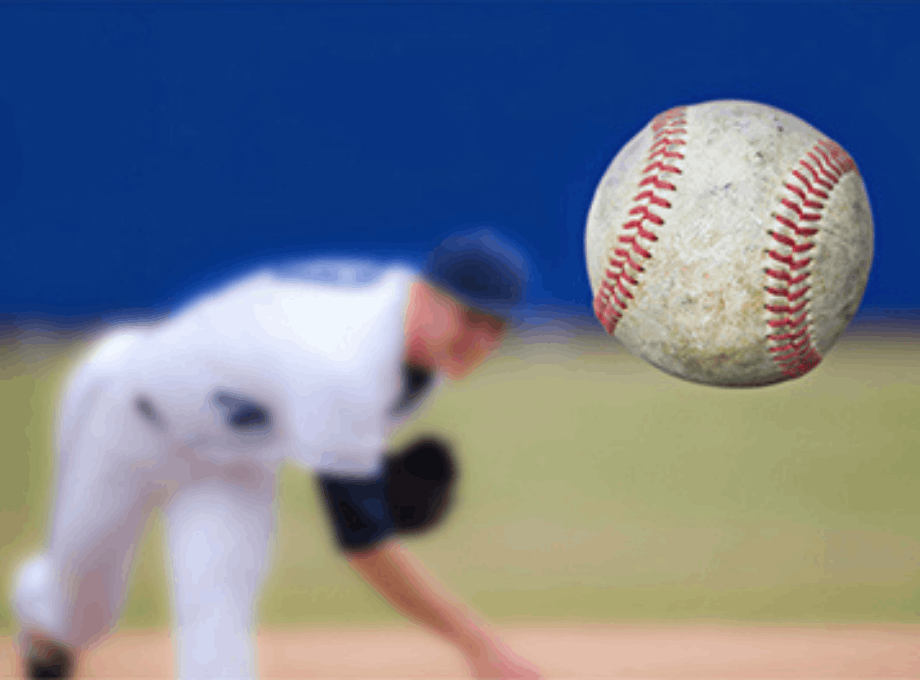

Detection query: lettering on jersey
xmin=273 ymin=259 xmax=386 ymax=287
xmin=213 ymin=392 xmax=272 ymax=434
xmin=391 ymin=362 xmax=434 ymax=417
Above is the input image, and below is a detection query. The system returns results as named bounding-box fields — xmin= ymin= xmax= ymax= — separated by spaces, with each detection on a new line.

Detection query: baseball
xmin=585 ymin=100 xmax=874 ymax=387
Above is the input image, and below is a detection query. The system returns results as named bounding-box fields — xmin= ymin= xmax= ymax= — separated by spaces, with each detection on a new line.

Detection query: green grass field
xmin=2 ymin=326 xmax=919 ymax=632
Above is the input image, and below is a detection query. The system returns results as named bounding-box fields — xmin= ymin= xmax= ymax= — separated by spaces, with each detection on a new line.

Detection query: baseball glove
xmin=385 ymin=436 xmax=457 ymax=534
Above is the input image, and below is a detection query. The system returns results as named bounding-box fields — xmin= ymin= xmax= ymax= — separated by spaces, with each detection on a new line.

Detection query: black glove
xmin=385 ymin=436 xmax=457 ymax=534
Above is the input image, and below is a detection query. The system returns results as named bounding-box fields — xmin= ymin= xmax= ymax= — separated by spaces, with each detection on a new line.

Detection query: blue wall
xmin=1 ymin=3 xmax=916 ymax=318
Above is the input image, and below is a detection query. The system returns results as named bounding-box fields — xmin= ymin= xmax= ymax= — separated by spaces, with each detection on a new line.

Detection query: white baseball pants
xmin=10 ymin=361 xmax=279 ymax=680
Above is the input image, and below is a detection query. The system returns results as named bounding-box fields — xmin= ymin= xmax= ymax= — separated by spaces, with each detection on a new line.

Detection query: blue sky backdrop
xmin=1 ymin=3 xmax=917 ymax=320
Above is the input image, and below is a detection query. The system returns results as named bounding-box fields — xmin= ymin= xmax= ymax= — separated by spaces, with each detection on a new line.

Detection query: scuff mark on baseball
xmin=585 ymin=100 xmax=874 ymax=387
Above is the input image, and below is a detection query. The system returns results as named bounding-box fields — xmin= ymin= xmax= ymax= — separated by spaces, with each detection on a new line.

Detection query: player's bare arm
xmin=349 ymin=540 xmax=542 ymax=679
xmin=319 ymin=435 xmax=540 ymax=678
xmin=317 ymin=230 xmax=542 ymax=678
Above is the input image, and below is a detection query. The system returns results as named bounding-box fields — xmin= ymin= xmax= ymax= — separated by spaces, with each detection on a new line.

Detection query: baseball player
xmin=9 ymin=228 xmax=543 ymax=679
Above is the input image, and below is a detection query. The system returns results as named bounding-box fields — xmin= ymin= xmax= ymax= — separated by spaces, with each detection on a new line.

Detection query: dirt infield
xmin=1 ymin=624 xmax=917 ymax=679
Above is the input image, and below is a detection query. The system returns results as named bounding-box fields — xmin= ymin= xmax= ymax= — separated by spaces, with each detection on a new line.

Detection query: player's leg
xmin=9 ymin=366 xmax=169 ymax=674
xmin=164 ymin=473 xmax=276 ymax=680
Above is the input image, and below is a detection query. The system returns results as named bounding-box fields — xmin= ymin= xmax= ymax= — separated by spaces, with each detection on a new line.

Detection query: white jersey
xmin=13 ymin=261 xmax=450 ymax=677
xmin=70 ymin=262 xmax=440 ymax=477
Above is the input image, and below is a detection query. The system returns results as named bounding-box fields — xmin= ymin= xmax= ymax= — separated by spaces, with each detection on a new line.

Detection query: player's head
xmin=406 ymin=227 xmax=530 ymax=379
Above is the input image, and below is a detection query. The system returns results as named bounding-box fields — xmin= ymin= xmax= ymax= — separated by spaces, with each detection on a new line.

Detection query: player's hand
xmin=463 ymin=636 xmax=544 ymax=679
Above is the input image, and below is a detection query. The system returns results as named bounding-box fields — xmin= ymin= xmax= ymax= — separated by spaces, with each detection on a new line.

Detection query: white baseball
xmin=585 ymin=100 xmax=874 ymax=387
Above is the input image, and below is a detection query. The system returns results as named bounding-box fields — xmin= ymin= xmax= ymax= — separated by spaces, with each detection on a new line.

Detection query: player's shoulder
xmin=145 ymin=258 xmax=419 ymax=366
xmin=83 ymin=328 xmax=147 ymax=367
xmin=63 ymin=326 xmax=151 ymax=394
xmin=228 ymin=259 xmax=419 ymax=328
xmin=267 ymin=258 xmax=419 ymax=305
xmin=180 ymin=258 xmax=417 ymax=312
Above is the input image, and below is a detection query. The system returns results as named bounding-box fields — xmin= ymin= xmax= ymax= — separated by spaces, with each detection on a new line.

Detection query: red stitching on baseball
xmin=821 ymin=139 xmax=856 ymax=174
xmin=808 ymin=152 xmax=838 ymax=183
xmin=765 ymin=285 xmax=808 ymax=301
xmin=764 ymin=139 xmax=856 ymax=379
xmin=784 ymin=182 xmax=823 ymax=209
xmin=765 ymin=300 xmax=808 ymax=314
xmin=648 ymin=147 xmax=684 ymax=161
xmin=768 ymin=231 xmax=799 ymax=248
xmin=765 ymin=268 xmax=809 ymax=285
xmin=616 ymin=248 xmax=645 ymax=273
xmin=620 ymin=271 xmax=639 ymax=286
xmin=770 ymin=334 xmax=813 ymax=354
xmin=627 ymin=205 xmax=665 ymax=226
xmin=639 ymin=175 xmax=677 ymax=191
xmin=790 ymin=170 xmax=829 ymax=200
xmin=766 ymin=309 xmax=808 ymax=329
xmin=767 ymin=326 xmax=809 ymax=342
xmin=594 ymin=107 xmax=687 ymax=334
xmin=817 ymin=148 xmax=844 ymax=177
xmin=780 ymin=198 xmax=821 ymax=222
xmin=811 ymin=149 xmax=841 ymax=180
xmin=799 ymin=160 xmax=834 ymax=191
xmin=618 ymin=234 xmax=652 ymax=259
xmin=624 ymin=223 xmax=659 ymax=242
xmin=642 ymin=160 xmax=682 ymax=175
xmin=632 ymin=190 xmax=671 ymax=208
xmin=767 ymin=250 xmax=811 ymax=269
xmin=650 ymin=137 xmax=686 ymax=153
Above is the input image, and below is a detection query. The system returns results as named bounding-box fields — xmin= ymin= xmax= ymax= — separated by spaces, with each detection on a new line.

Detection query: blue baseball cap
xmin=423 ymin=227 xmax=530 ymax=322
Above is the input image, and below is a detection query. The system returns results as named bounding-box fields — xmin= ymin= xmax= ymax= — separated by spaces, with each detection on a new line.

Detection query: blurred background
xmin=1 ymin=2 xmax=918 ymax=632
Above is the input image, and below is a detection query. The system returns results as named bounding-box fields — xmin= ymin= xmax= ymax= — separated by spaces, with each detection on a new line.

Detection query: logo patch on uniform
xmin=273 ymin=259 xmax=386 ymax=287
xmin=213 ymin=392 xmax=272 ymax=433
xmin=135 ymin=397 xmax=166 ymax=431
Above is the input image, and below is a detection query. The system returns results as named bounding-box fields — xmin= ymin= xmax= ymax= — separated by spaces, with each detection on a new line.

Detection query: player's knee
xmin=9 ymin=554 xmax=65 ymax=640
xmin=12 ymin=555 xmax=126 ymax=651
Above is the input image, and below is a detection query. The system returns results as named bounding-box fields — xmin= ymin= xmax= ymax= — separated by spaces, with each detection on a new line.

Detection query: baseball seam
xmin=594 ymin=107 xmax=688 ymax=333
xmin=764 ymin=139 xmax=856 ymax=378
